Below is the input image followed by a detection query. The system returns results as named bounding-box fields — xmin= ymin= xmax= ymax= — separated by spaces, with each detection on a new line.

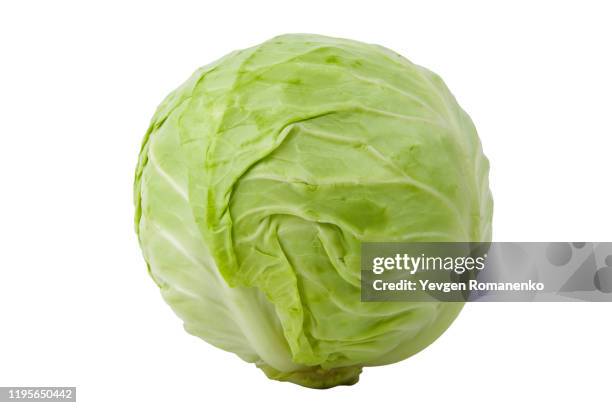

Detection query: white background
xmin=1 ymin=1 xmax=611 ymax=407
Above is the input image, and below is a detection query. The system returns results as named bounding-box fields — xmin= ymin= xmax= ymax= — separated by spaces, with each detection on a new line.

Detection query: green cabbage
xmin=134 ymin=34 xmax=493 ymax=388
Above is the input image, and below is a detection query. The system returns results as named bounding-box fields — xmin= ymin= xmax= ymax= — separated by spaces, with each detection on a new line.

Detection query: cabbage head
xmin=134 ymin=34 xmax=493 ymax=388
